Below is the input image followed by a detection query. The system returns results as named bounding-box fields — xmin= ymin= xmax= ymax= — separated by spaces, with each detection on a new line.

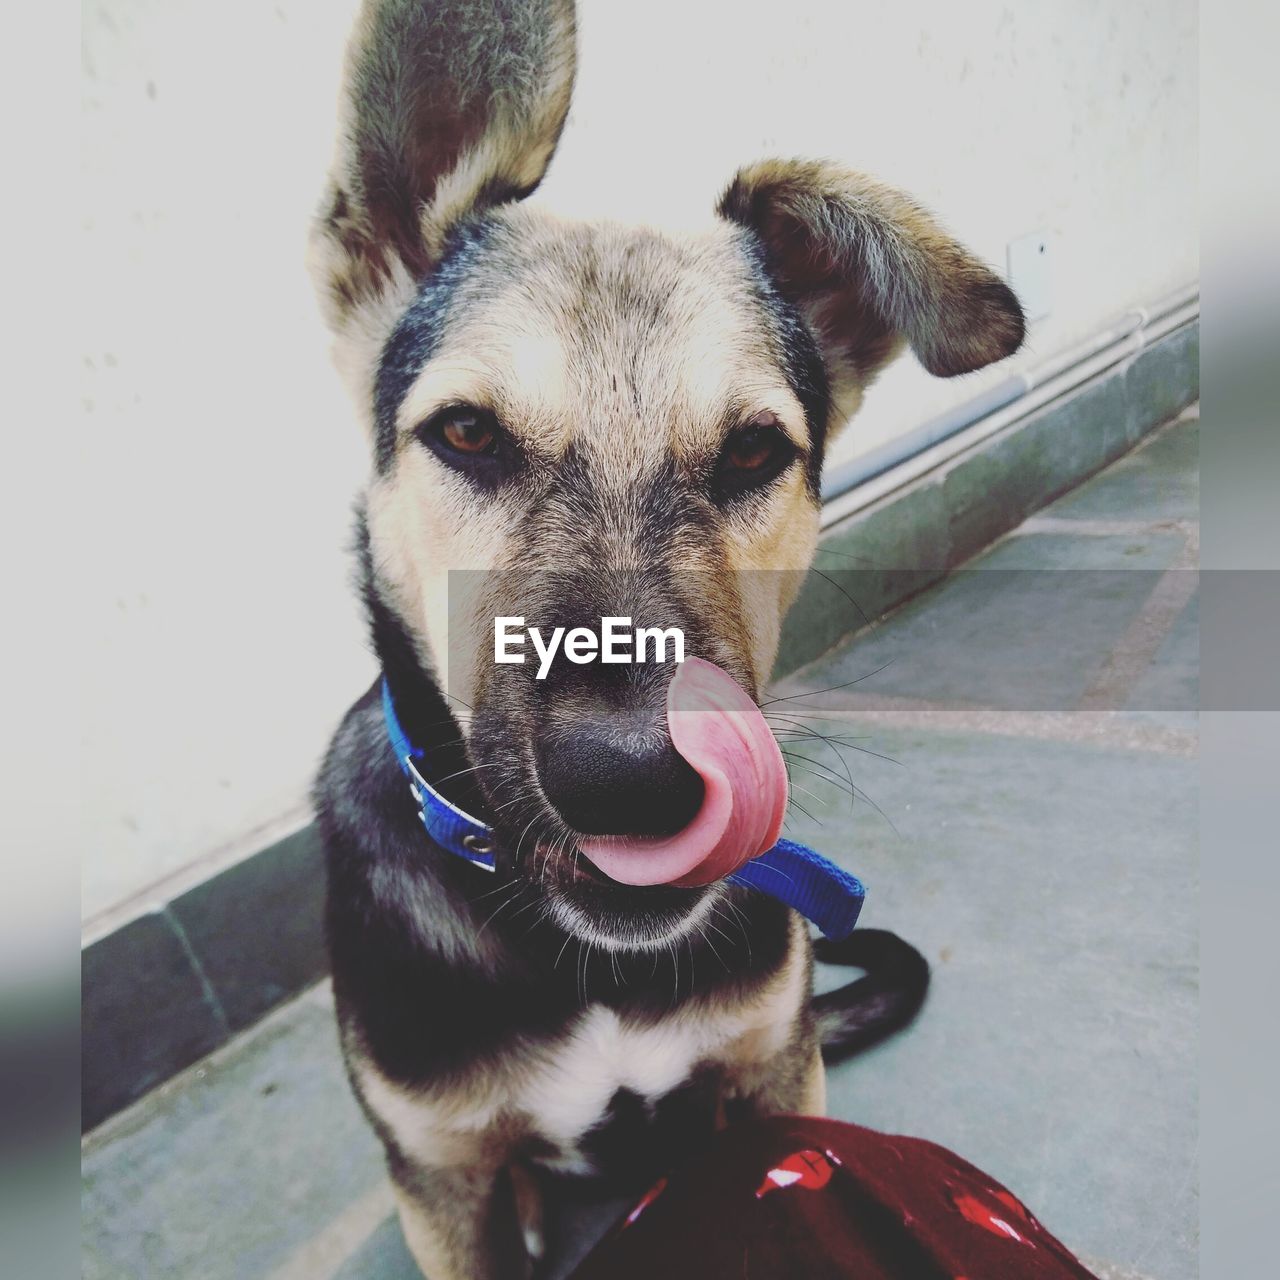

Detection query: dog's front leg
xmin=390 ymin=1154 xmax=532 ymax=1280
xmin=797 ymin=1037 xmax=827 ymax=1116
xmin=737 ymin=1026 xmax=827 ymax=1119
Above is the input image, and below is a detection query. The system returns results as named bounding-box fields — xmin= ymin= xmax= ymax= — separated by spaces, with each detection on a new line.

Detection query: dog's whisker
xmin=429 ymin=761 xmax=506 ymax=787
xmin=704 ymin=916 xmax=737 ymax=951
xmin=759 ymin=659 xmax=895 ymax=708
xmin=698 ymin=920 xmax=730 ymax=974
xmin=808 ymin=569 xmax=875 ymax=636
xmin=578 ymin=940 xmax=595 ymax=1008
xmin=772 ymin=729 xmax=877 ymax=748
xmin=437 ymin=691 xmax=475 ymax=712
xmin=779 ymin=748 xmax=900 ymax=835
xmin=542 ymin=827 xmax=572 ymax=884
xmin=780 ymin=754 xmax=860 ymax=802
xmin=475 ymin=885 xmax=523 ymax=938
xmin=471 ymin=876 xmax=524 ymax=903
xmin=796 ymin=740 xmax=864 ymax=815
xmin=713 ymin=902 xmax=752 ymax=965
xmin=787 ymin=740 xmax=904 ymax=773
xmin=519 ymin=903 xmax=553 ymax=942
xmin=779 ymin=733 xmax=884 ymax=821
xmin=773 ymin=729 xmax=904 ymax=769
xmin=512 ymin=815 xmax=542 ymax=869
xmin=740 ymin=860 xmax=794 ymax=885
xmin=490 ymin=784 xmax=546 ymax=813
xmin=779 ymin=752 xmax=858 ymax=788
xmin=809 ymin=546 xmax=875 ymax=567
xmin=711 ymin=906 xmax=747 ymax=962
xmin=786 ymin=779 xmax=828 ymax=808
xmin=502 ymin=895 xmax=545 ymax=925
xmin=786 ymin=795 xmax=822 ymax=825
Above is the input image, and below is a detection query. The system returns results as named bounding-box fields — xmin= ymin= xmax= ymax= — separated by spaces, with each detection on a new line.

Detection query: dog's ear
xmin=718 ymin=160 xmax=1025 ymax=413
xmin=310 ymin=0 xmax=576 ymax=357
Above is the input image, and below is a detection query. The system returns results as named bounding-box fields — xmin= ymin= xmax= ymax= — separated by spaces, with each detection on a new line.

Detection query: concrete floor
xmin=83 ymin=409 xmax=1199 ymax=1280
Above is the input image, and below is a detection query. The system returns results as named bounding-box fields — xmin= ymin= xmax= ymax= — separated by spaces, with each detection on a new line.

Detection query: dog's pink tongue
xmin=578 ymin=658 xmax=787 ymax=887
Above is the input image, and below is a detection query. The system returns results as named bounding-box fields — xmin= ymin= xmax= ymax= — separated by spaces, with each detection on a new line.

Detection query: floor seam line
xmin=163 ymin=905 xmax=232 ymax=1038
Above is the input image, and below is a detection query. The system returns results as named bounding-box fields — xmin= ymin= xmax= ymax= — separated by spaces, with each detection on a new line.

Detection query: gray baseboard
xmin=82 ymin=826 xmax=328 ymax=1131
xmin=776 ymin=319 xmax=1199 ymax=675
xmin=81 ymin=318 xmax=1198 ymax=1134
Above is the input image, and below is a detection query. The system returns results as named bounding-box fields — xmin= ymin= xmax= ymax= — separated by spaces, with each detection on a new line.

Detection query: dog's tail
xmin=811 ymin=929 xmax=930 ymax=1063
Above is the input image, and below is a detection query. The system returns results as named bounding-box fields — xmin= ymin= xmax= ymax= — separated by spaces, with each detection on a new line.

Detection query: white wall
xmin=543 ymin=0 xmax=1198 ymax=458
xmin=80 ymin=0 xmax=1197 ymax=920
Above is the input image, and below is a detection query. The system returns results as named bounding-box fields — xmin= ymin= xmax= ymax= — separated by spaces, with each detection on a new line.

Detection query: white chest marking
xmin=521 ymin=1005 xmax=724 ymax=1155
xmin=357 ymin=932 xmax=806 ymax=1173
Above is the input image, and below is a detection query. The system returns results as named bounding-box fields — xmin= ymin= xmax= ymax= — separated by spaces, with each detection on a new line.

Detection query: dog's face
xmin=312 ymin=1 xmax=1023 ymax=951
xmin=368 ymin=210 xmax=827 ymax=694
xmin=365 ymin=208 xmax=831 ymax=947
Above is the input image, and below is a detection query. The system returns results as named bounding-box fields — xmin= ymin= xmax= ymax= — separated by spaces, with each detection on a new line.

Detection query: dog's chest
xmin=516 ymin=1004 xmax=731 ymax=1175
xmin=358 ymin=994 xmax=793 ymax=1180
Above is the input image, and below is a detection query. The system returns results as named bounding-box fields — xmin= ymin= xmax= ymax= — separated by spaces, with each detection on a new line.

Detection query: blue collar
xmin=381 ymin=677 xmax=865 ymax=940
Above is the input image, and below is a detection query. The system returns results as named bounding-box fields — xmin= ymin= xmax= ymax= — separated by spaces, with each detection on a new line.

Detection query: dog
xmin=308 ymin=2 xmax=1024 ymax=1276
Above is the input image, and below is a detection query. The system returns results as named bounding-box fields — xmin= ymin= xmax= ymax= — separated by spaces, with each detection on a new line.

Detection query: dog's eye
xmin=414 ymin=405 xmax=518 ymax=485
xmin=432 ymin=408 xmax=497 ymax=456
xmin=711 ymin=415 xmax=798 ymax=502
xmin=725 ymin=428 xmax=779 ymax=472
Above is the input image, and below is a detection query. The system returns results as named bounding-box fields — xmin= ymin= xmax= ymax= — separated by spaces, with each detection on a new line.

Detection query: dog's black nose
xmin=536 ymin=722 xmax=704 ymax=837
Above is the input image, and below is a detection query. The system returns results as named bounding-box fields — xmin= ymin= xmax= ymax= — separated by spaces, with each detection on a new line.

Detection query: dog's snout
xmin=537 ymin=721 xmax=704 ymax=838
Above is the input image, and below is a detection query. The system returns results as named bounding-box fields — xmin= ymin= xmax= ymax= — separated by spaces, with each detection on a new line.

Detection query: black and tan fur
xmin=309 ymin=3 xmax=1022 ymax=1276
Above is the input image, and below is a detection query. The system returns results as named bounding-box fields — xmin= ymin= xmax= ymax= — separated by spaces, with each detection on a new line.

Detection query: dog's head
xmin=312 ymin=0 xmax=1023 ymax=951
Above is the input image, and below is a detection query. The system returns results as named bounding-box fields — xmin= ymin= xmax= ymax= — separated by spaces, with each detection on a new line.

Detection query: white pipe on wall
xmin=820 ymin=283 xmax=1199 ymax=529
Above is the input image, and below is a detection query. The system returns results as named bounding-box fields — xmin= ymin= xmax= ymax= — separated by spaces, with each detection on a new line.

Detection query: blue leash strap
xmin=381 ymin=678 xmax=866 ymax=938
xmin=727 ymin=840 xmax=865 ymax=941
